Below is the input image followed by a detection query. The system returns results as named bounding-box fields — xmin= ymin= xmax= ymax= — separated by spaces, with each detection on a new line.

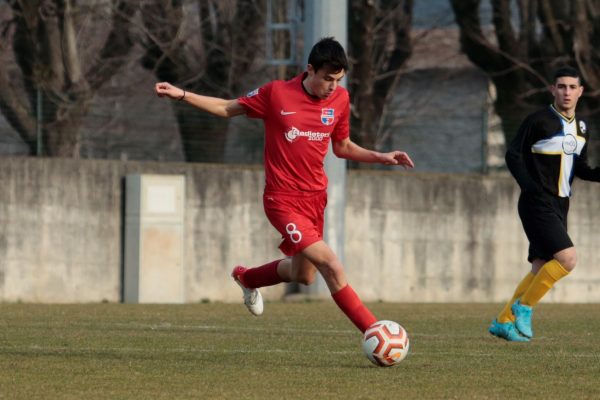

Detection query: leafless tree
xmin=450 ymin=0 xmax=600 ymax=145
xmin=139 ymin=0 xmax=266 ymax=163
xmin=348 ymin=0 xmax=413 ymax=163
xmin=0 ymin=0 xmax=139 ymax=157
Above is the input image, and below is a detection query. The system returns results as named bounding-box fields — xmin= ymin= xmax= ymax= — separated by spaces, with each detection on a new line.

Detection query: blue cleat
xmin=512 ymin=300 xmax=533 ymax=338
xmin=488 ymin=319 xmax=530 ymax=342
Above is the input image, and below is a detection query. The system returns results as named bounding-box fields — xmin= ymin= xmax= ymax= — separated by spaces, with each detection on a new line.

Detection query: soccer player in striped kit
xmin=489 ymin=67 xmax=600 ymax=341
xmin=155 ymin=37 xmax=414 ymax=333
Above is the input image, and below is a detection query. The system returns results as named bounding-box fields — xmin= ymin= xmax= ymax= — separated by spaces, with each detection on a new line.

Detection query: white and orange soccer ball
xmin=362 ymin=320 xmax=410 ymax=367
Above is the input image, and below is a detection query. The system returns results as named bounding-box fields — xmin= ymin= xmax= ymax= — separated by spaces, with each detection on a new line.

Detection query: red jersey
xmin=238 ymin=73 xmax=350 ymax=193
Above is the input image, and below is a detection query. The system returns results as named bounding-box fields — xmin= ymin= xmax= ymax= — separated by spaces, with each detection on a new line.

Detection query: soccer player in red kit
xmin=155 ymin=37 xmax=414 ymax=333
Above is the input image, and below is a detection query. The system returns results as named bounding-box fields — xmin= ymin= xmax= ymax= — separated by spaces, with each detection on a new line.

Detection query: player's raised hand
xmin=380 ymin=151 xmax=414 ymax=168
xmin=155 ymin=82 xmax=185 ymax=100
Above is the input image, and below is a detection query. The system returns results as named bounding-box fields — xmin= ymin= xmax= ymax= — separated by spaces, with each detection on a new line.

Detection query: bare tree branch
xmin=86 ymin=0 xmax=139 ymax=91
xmin=0 ymin=0 xmax=140 ymax=156
xmin=348 ymin=0 xmax=413 ymax=165
xmin=140 ymin=0 xmax=266 ymax=163
xmin=451 ymin=0 xmax=600 ymax=149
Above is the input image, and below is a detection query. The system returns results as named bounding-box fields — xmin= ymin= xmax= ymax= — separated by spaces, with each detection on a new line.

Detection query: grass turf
xmin=1 ymin=302 xmax=599 ymax=399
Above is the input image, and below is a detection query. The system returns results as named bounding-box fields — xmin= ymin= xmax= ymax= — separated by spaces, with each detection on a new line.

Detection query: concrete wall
xmin=345 ymin=171 xmax=600 ymax=303
xmin=1 ymin=157 xmax=599 ymax=303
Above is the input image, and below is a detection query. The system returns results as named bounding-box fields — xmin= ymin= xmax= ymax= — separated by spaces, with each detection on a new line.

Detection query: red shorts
xmin=263 ymin=191 xmax=327 ymax=256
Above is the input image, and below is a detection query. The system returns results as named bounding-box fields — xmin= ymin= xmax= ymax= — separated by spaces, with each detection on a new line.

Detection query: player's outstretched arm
xmin=332 ymin=138 xmax=414 ymax=168
xmin=154 ymin=82 xmax=245 ymax=118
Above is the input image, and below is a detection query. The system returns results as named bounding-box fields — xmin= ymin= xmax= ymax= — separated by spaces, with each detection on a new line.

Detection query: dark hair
xmin=553 ymin=66 xmax=581 ymax=84
xmin=307 ymin=37 xmax=349 ymax=73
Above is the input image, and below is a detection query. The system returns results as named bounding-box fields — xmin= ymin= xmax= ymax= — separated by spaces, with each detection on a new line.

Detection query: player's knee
xmin=295 ymin=270 xmax=316 ymax=286
xmin=291 ymin=262 xmax=317 ymax=285
xmin=556 ymin=251 xmax=577 ymax=271
xmin=560 ymin=255 xmax=577 ymax=271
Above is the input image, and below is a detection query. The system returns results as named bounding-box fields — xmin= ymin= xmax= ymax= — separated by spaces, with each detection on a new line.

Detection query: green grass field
xmin=1 ymin=302 xmax=599 ymax=399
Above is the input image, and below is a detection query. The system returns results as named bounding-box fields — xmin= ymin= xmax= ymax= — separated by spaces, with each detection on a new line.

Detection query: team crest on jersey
xmin=579 ymin=120 xmax=587 ymax=134
xmin=563 ymin=134 xmax=578 ymax=155
xmin=246 ymin=88 xmax=259 ymax=97
xmin=321 ymin=108 xmax=335 ymax=125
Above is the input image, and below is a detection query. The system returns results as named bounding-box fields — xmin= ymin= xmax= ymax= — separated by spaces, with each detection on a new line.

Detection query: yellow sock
xmin=497 ymin=272 xmax=534 ymax=323
xmin=520 ymin=260 xmax=569 ymax=307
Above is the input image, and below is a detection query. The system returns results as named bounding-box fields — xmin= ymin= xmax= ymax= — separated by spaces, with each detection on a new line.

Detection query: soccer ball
xmin=362 ymin=320 xmax=410 ymax=367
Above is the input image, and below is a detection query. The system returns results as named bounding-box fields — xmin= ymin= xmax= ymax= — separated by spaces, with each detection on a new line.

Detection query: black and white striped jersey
xmin=506 ymin=104 xmax=600 ymax=197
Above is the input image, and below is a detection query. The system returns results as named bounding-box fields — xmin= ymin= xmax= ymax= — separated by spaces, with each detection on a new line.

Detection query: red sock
xmin=332 ymin=285 xmax=377 ymax=333
xmin=242 ymin=259 xmax=284 ymax=289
